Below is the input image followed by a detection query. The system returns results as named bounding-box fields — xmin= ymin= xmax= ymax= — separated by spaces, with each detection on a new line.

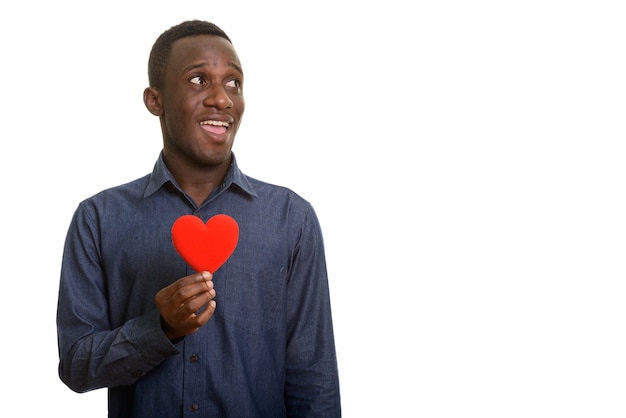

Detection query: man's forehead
xmin=170 ymin=35 xmax=240 ymax=65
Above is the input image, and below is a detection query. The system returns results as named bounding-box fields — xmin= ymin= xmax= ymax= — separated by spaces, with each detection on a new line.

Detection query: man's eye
xmin=190 ymin=76 xmax=204 ymax=85
xmin=226 ymin=79 xmax=241 ymax=89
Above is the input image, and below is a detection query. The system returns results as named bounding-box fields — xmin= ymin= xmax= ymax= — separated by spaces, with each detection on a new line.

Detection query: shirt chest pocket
xmin=220 ymin=265 xmax=286 ymax=334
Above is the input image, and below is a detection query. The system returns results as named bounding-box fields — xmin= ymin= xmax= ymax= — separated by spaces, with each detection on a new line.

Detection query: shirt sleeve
xmin=284 ymin=205 xmax=342 ymax=417
xmin=56 ymin=203 xmax=179 ymax=393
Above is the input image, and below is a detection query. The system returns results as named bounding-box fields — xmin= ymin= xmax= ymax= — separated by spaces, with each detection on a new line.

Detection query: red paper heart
xmin=171 ymin=214 xmax=239 ymax=273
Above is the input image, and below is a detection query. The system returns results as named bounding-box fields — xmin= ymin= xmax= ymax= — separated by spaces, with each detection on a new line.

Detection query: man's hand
xmin=155 ymin=271 xmax=216 ymax=340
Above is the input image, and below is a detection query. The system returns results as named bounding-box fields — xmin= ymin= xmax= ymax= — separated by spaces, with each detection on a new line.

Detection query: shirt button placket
xmin=188 ymin=354 xmax=199 ymax=413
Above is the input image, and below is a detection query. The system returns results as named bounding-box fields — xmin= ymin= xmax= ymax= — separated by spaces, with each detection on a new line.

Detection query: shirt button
xmin=132 ymin=370 xmax=144 ymax=377
xmin=190 ymin=402 xmax=199 ymax=412
xmin=190 ymin=353 xmax=199 ymax=363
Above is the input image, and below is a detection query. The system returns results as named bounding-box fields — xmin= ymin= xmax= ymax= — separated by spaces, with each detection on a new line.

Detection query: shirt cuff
xmin=130 ymin=309 xmax=181 ymax=362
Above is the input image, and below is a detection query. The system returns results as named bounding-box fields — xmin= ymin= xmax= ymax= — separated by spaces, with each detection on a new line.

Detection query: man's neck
xmin=163 ymin=153 xmax=231 ymax=207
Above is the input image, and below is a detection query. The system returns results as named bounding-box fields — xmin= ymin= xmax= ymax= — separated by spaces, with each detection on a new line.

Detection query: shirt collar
xmin=143 ymin=151 xmax=257 ymax=199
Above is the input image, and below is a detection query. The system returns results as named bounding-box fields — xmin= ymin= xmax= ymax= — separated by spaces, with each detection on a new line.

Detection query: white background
xmin=1 ymin=1 xmax=625 ymax=416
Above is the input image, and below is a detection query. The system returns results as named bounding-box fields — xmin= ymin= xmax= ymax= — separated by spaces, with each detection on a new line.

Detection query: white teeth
xmin=200 ymin=120 xmax=229 ymax=127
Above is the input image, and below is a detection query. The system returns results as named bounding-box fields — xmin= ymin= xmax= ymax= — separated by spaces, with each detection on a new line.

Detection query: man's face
xmin=159 ymin=35 xmax=245 ymax=168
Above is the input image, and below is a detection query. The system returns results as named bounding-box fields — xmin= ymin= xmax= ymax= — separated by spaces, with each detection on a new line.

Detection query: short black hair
xmin=148 ymin=20 xmax=232 ymax=89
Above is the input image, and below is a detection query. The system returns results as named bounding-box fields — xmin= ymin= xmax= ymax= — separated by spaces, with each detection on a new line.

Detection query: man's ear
xmin=143 ymin=87 xmax=163 ymax=116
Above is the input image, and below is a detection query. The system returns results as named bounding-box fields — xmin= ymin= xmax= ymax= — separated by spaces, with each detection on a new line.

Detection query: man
xmin=57 ymin=20 xmax=341 ymax=417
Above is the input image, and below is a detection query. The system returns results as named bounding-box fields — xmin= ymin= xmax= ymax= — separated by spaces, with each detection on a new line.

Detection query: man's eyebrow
xmin=182 ymin=61 xmax=243 ymax=75
xmin=229 ymin=62 xmax=244 ymax=76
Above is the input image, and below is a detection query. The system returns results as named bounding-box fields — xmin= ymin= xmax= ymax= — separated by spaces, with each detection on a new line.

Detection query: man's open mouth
xmin=200 ymin=120 xmax=229 ymax=134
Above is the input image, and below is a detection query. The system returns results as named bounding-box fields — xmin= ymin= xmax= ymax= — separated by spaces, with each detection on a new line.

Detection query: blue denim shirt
xmin=57 ymin=153 xmax=341 ymax=417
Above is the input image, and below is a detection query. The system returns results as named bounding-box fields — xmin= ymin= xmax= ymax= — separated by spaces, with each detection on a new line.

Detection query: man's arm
xmin=284 ymin=206 xmax=341 ymax=417
xmin=56 ymin=204 xmax=178 ymax=392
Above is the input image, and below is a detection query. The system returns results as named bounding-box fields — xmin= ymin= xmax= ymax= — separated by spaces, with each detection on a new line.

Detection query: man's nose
xmin=203 ymin=85 xmax=233 ymax=109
